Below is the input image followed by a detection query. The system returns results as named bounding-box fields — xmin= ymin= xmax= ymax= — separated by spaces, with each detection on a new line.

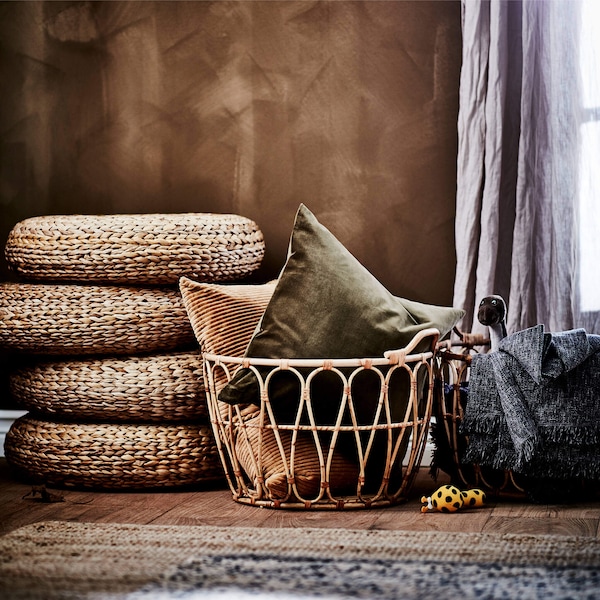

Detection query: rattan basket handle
xmin=383 ymin=327 xmax=440 ymax=362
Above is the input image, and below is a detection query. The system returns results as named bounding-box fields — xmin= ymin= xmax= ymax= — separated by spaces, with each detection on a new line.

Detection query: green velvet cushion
xmin=219 ymin=204 xmax=464 ymax=413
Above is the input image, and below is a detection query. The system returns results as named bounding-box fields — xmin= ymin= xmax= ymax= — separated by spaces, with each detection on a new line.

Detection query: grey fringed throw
xmin=462 ymin=325 xmax=600 ymax=480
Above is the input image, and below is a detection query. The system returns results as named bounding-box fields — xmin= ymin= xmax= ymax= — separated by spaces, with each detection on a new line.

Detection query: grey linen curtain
xmin=453 ymin=0 xmax=600 ymax=335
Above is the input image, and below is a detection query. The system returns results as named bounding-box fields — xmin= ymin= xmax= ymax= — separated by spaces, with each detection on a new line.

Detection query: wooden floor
xmin=1 ymin=459 xmax=599 ymax=539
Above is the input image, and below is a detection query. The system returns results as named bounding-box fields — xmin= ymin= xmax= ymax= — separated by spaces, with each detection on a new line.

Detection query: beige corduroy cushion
xmin=181 ymin=277 xmax=362 ymax=495
xmin=234 ymin=414 xmax=359 ymax=500
xmin=179 ymin=277 xmax=276 ymax=398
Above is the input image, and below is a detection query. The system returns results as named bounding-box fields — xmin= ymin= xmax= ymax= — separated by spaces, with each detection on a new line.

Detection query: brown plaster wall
xmin=0 ymin=0 xmax=462 ymax=411
xmin=0 ymin=0 xmax=461 ymax=301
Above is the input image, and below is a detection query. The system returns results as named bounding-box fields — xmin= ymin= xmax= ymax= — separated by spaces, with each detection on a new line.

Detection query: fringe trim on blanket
xmin=464 ymin=438 xmax=600 ymax=480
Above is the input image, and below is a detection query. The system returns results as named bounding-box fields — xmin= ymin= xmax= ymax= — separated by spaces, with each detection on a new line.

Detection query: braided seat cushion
xmin=9 ymin=351 xmax=206 ymax=423
xmin=5 ymin=213 xmax=265 ymax=284
xmin=4 ymin=416 xmax=223 ymax=489
xmin=0 ymin=283 xmax=195 ymax=355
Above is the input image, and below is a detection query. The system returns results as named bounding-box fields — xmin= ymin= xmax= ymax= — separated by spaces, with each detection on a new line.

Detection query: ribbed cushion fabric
xmin=179 ymin=277 xmax=276 ymax=357
xmin=234 ymin=414 xmax=359 ymax=500
xmin=179 ymin=277 xmax=276 ymax=399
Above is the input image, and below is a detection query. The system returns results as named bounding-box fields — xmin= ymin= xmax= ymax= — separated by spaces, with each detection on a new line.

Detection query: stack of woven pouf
xmin=0 ymin=213 xmax=265 ymax=490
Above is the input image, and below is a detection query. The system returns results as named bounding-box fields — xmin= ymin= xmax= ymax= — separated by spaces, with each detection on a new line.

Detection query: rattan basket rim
xmin=203 ymin=328 xmax=440 ymax=368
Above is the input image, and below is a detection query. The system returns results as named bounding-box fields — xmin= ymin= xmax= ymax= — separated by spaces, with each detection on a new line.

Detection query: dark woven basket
xmin=432 ymin=335 xmax=527 ymax=497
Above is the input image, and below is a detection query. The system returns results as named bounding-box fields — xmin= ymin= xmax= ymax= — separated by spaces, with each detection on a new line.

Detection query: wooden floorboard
xmin=1 ymin=459 xmax=599 ymax=538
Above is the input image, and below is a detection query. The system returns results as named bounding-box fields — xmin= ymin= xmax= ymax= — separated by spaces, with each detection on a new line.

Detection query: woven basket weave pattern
xmin=0 ymin=283 xmax=195 ymax=355
xmin=434 ymin=343 xmax=526 ymax=497
xmin=203 ymin=328 xmax=439 ymax=509
xmin=1 ymin=212 xmax=270 ymax=489
xmin=5 ymin=214 xmax=265 ymax=284
xmin=4 ymin=416 xmax=222 ymax=489
xmin=9 ymin=351 xmax=206 ymax=423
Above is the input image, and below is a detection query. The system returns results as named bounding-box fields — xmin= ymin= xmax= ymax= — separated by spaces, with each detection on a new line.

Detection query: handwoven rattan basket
xmin=5 ymin=213 xmax=265 ymax=285
xmin=432 ymin=332 xmax=527 ymax=497
xmin=0 ymin=283 xmax=195 ymax=355
xmin=4 ymin=416 xmax=223 ymax=490
xmin=203 ymin=328 xmax=439 ymax=509
xmin=9 ymin=351 xmax=207 ymax=423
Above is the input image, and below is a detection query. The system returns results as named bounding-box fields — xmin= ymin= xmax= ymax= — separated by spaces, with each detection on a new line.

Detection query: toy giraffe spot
xmin=430 ymin=485 xmax=463 ymax=512
xmin=461 ymin=488 xmax=487 ymax=508
xmin=421 ymin=486 xmax=486 ymax=513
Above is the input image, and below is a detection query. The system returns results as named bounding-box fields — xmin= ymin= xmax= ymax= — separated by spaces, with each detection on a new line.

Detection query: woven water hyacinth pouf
xmin=1 ymin=212 xmax=265 ymax=489
xmin=9 ymin=351 xmax=207 ymax=423
xmin=4 ymin=416 xmax=223 ymax=489
xmin=0 ymin=283 xmax=196 ymax=355
xmin=5 ymin=213 xmax=265 ymax=284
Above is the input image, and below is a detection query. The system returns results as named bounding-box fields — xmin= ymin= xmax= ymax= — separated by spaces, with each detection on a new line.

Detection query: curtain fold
xmin=453 ymin=0 xmax=598 ymax=335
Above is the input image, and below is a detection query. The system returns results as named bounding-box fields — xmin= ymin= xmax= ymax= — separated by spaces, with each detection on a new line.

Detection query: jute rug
xmin=1 ymin=521 xmax=600 ymax=600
